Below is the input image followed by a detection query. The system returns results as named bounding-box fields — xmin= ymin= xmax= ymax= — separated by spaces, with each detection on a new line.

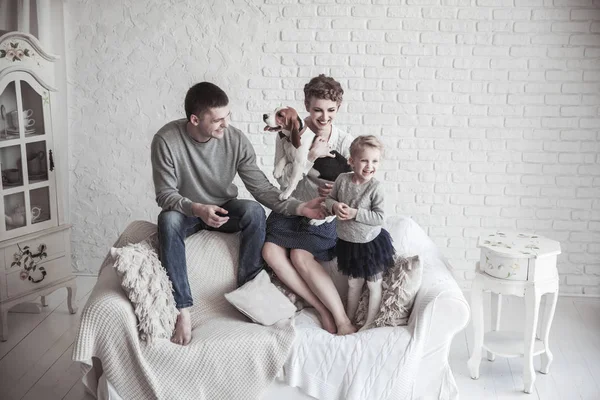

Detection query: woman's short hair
xmin=303 ymin=74 xmax=344 ymax=107
xmin=184 ymin=82 xmax=229 ymax=121
xmin=349 ymin=135 xmax=384 ymax=158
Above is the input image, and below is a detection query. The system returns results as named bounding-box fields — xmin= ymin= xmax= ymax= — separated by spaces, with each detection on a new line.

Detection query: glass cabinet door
xmin=0 ymin=73 xmax=56 ymax=239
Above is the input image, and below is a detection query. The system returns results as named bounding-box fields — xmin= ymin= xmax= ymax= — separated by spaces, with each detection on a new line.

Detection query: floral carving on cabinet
xmin=12 ymin=244 xmax=48 ymax=283
xmin=0 ymin=42 xmax=33 ymax=62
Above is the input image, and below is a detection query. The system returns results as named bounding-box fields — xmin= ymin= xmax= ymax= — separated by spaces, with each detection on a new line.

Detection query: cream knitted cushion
xmin=225 ymin=270 xmax=297 ymax=325
xmin=111 ymin=240 xmax=178 ymax=342
xmin=355 ymin=255 xmax=422 ymax=329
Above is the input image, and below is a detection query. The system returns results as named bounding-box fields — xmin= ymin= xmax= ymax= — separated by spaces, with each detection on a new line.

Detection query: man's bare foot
xmin=336 ymin=321 xmax=357 ymax=336
xmin=171 ymin=308 xmax=192 ymax=345
xmin=318 ymin=310 xmax=337 ymax=334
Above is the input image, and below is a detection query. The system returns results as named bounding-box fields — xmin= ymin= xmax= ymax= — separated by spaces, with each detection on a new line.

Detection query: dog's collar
xmin=278 ymin=131 xmax=287 ymax=140
xmin=297 ymin=116 xmax=304 ymax=132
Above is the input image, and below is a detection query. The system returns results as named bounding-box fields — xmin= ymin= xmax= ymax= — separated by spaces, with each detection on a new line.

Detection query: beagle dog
xmin=263 ymin=106 xmax=316 ymax=201
xmin=263 ymin=106 xmax=337 ymax=226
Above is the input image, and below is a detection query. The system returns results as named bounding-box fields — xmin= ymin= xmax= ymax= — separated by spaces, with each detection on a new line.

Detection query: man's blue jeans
xmin=157 ymin=199 xmax=266 ymax=309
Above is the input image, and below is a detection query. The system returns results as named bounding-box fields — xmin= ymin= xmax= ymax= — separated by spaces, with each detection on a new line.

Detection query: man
xmin=151 ymin=82 xmax=325 ymax=345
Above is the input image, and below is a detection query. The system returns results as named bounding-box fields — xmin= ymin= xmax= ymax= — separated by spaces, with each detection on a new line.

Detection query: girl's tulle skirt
xmin=335 ymin=229 xmax=395 ymax=281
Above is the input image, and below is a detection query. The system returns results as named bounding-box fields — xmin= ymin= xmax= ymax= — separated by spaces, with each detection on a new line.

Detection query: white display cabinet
xmin=0 ymin=31 xmax=76 ymax=341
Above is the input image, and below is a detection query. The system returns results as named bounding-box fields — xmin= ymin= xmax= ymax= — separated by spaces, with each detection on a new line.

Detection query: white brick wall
xmin=66 ymin=0 xmax=599 ymax=296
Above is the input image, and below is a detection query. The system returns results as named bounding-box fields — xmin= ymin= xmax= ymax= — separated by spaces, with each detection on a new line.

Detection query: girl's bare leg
xmin=360 ymin=278 xmax=383 ymax=332
xmin=262 ymin=242 xmax=336 ymax=333
xmin=346 ymin=277 xmax=365 ymax=321
xmin=290 ymin=249 xmax=356 ymax=335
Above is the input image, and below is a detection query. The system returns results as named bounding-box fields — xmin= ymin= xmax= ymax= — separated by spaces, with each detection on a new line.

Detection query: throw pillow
xmin=225 ymin=269 xmax=297 ymax=325
xmin=111 ymin=240 xmax=178 ymax=343
xmin=267 ymin=269 xmax=308 ymax=310
xmin=355 ymin=255 xmax=422 ymax=329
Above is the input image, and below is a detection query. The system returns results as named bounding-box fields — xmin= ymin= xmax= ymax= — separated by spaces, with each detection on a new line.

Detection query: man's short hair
xmin=184 ymin=82 xmax=229 ymax=121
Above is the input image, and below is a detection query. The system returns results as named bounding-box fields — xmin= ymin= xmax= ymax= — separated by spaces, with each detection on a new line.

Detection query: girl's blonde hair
xmin=349 ymin=135 xmax=384 ymax=158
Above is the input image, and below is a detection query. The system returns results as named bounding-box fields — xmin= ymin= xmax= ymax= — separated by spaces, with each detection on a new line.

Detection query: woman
xmin=262 ymin=75 xmax=356 ymax=335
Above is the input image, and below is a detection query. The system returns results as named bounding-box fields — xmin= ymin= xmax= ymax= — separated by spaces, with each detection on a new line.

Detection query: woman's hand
xmin=296 ymin=197 xmax=327 ymax=220
xmin=318 ymin=181 xmax=334 ymax=197
xmin=308 ymin=137 xmax=335 ymax=162
xmin=192 ymin=203 xmax=229 ymax=228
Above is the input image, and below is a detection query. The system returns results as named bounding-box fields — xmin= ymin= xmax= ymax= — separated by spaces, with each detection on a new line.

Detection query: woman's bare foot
xmin=318 ymin=310 xmax=337 ymax=334
xmin=171 ymin=308 xmax=192 ymax=345
xmin=336 ymin=321 xmax=357 ymax=336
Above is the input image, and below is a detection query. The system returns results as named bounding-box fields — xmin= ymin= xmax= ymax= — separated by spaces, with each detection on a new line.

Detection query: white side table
xmin=467 ymin=231 xmax=561 ymax=394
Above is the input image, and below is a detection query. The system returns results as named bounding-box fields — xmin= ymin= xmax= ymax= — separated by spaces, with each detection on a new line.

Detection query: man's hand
xmin=191 ymin=203 xmax=229 ymax=228
xmin=308 ymin=137 xmax=335 ymax=162
xmin=318 ymin=181 xmax=334 ymax=197
xmin=296 ymin=197 xmax=327 ymax=220
xmin=333 ymin=202 xmax=357 ymax=220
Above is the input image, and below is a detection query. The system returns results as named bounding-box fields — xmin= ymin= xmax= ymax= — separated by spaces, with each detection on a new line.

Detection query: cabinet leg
xmin=487 ymin=292 xmax=502 ymax=361
xmin=67 ymin=284 xmax=78 ymax=314
xmin=467 ymin=278 xmax=484 ymax=379
xmin=0 ymin=306 xmax=8 ymax=342
xmin=41 ymin=296 xmax=48 ymax=307
xmin=523 ymin=286 xmax=541 ymax=394
xmin=540 ymin=288 xmax=558 ymax=374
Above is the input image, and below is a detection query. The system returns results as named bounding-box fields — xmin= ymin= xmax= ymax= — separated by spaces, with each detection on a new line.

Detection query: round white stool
xmin=466 ymin=231 xmax=561 ymax=394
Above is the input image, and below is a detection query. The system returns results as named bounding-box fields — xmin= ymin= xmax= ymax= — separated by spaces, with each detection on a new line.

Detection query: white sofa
xmin=73 ymin=216 xmax=469 ymax=400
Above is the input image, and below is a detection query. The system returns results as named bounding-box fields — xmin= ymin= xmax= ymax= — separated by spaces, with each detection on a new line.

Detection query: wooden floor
xmin=0 ymin=276 xmax=598 ymax=400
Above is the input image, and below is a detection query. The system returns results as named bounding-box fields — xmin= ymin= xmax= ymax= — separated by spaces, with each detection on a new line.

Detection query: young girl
xmin=325 ymin=135 xmax=395 ymax=331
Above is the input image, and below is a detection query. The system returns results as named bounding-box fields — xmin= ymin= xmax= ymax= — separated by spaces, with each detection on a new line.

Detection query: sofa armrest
xmin=409 ymin=259 xmax=470 ymax=355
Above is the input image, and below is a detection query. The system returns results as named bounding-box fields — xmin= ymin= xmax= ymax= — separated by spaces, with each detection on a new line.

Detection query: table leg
xmin=487 ymin=292 xmax=502 ymax=361
xmin=467 ymin=277 xmax=484 ymax=379
xmin=0 ymin=305 xmax=8 ymax=342
xmin=523 ymin=285 xmax=541 ymax=394
xmin=540 ymin=288 xmax=558 ymax=374
xmin=66 ymin=283 xmax=78 ymax=315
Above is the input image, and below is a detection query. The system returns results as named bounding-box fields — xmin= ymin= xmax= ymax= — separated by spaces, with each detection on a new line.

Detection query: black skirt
xmin=336 ymin=229 xmax=395 ymax=280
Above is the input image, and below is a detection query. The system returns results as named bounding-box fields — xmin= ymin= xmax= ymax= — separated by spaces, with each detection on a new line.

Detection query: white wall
xmin=64 ymin=0 xmax=600 ymax=295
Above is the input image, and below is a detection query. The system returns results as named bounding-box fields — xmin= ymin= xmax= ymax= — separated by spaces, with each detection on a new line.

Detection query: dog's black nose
xmin=262 ymin=114 xmax=268 ymax=121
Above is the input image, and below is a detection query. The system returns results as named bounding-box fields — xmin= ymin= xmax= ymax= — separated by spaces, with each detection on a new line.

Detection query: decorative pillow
xmin=267 ymin=269 xmax=308 ymax=311
xmin=111 ymin=240 xmax=178 ymax=343
xmin=225 ymin=270 xmax=297 ymax=325
xmin=355 ymin=255 xmax=422 ymax=329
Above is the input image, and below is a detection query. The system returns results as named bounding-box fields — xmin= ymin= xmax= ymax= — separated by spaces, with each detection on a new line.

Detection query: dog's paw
xmin=308 ymin=218 xmax=325 ymax=226
xmin=273 ymin=169 xmax=283 ymax=179
xmin=279 ymin=191 xmax=291 ymax=201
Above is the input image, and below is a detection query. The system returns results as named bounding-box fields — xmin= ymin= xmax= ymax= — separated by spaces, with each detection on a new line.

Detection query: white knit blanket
xmin=73 ymin=221 xmax=296 ymax=400
xmin=281 ymin=254 xmax=455 ymax=400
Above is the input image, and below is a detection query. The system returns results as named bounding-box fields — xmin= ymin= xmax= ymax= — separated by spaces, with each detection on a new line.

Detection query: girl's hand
xmin=344 ymin=207 xmax=358 ymax=220
xmin=332 ymin=202 xmax=347 ymax=218
xmin=333 ymin=203 xmax=357 ymax=220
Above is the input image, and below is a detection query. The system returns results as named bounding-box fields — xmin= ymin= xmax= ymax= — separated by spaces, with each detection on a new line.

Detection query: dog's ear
xmin=290 ymin=114 xmax=302 ymax=149
xmin=280 ymin=107 xmax=303 ymax=149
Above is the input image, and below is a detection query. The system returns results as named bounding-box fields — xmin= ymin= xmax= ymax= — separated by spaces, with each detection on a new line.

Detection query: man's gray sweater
xmin=151 ymin=119 xmax=300 ymax=217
